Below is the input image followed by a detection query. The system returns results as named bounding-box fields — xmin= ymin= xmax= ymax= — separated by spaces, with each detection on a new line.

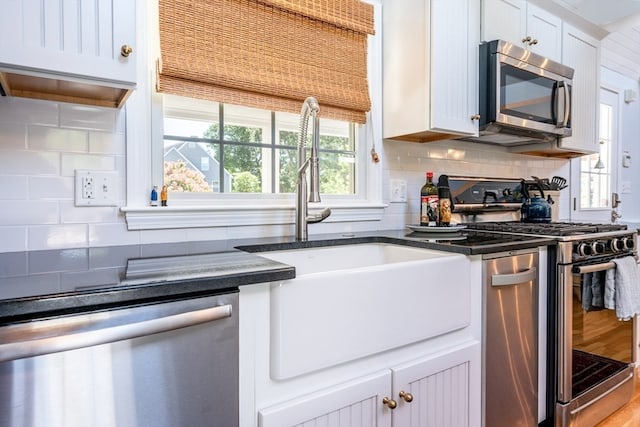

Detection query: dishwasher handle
xmin=492 ymin=267 xmax=537 ymax=287
xmin=0 ymin=304 xmax=232 ymax=363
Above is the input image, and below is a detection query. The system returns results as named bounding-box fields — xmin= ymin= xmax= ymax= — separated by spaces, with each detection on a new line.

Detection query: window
xmin=579 ymin=101 xmax=613 ymax=209
xmin=162 ymin=95 xmax=359 ymax=198
xmin=120 ymin=0 xmax=383 ymax=231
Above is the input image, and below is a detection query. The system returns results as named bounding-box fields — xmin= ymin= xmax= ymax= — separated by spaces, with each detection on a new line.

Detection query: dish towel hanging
xmin=611 ymin=256 xmax=640 ymax=320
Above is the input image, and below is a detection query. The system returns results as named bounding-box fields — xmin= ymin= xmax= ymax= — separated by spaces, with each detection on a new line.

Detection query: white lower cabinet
xmin=258 ymin=341 xmax=481 ymax=427
xmin=391 ymin=343 xmax=481 ymax=427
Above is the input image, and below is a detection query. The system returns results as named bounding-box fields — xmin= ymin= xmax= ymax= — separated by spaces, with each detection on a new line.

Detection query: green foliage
xmin=232 ymin=171 xmax=261 ymax=192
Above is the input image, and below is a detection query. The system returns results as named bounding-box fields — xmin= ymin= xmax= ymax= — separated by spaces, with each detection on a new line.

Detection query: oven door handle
xmin=573 ymin=262 xmax=615 ymax=274
xmin=492 ymin=267 xmax=537 ymax=287
xmin=0 ymin=303 xmax=232 ymax=363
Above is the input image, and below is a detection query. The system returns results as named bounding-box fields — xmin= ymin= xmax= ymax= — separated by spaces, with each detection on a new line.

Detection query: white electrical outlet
xmin=75 ymin=170 xmax=118 ymax=206
xmin=82 ymin=175 xmax=95 ymax=199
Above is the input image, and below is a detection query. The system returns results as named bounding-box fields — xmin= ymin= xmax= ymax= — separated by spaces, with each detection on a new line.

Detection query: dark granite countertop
xmin=0 ymin=228 xmax=554 ymax=324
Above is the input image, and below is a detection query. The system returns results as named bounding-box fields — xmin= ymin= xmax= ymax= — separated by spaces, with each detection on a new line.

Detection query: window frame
xmin=162 ymin=99 xmax=363 ymax=198
xmin=121 ymin=0 xmax=384 ymax=231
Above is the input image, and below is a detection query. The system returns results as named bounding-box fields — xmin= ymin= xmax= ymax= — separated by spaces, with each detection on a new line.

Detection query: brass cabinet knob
xmin=521 ymin=36 xmax=532 ymax=43
xmin=399 ymin=391 xmax=414 ymax=402
xmin=382 ymin=397 xmax=397 ymax=409
xmin=120 ymin=45 xmax=133 ymax=57
xmin=470 ymin=114 xmax=481 ymax=121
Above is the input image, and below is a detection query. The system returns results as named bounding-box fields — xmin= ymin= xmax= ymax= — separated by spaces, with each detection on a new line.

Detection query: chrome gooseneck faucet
xmin=296 ymin=97 xmax=331 ymax=240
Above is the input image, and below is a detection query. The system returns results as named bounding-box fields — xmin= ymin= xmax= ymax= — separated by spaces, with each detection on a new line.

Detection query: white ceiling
xmin=552 ymin=0 xmax=640 ymax=31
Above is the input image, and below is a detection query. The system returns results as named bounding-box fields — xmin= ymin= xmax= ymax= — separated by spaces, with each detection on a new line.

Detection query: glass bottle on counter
xmin=420 ymin=172 xmax=439 ymax=226
xmin=437 ymin=174 xmax=452 ymax=226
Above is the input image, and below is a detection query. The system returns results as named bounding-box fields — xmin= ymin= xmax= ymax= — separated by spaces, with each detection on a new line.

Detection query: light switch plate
xmin=74 ymin=170 xmax=118 ymax=206
xmin=622 ymin=181 xmax=632 ymax=194
xmin=390 ymin=179 xmax=407 ymax=202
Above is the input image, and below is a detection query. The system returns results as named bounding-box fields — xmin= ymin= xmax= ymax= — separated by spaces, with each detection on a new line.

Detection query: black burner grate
xmin=466 ymin=221 xmax=627 ymax=236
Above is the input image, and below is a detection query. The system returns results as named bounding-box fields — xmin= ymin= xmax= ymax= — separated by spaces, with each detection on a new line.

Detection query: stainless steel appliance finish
xmin=466 ymin=218 xmax=637 ymax=427
xmin=0 ymin=291 xmax=239 ymax=427
xmin=467 ymin=40 xmax=577 ymax=154
xmin=555 ymin=236 xmax=637 ymax=427
xmin=483 ymin=249 xmax=539 ymax=427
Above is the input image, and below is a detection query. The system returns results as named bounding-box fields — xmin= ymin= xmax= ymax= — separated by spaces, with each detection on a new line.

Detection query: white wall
xmin=0 ymin=93 xmax=569 ymax=253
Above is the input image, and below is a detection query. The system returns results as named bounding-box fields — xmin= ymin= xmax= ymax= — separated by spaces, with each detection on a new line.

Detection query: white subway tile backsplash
xmin=0 ymin=123 xmax=27 ymax=149
xmin=28 ymin=126 xmax=89 ymax=152
xmin=0 ymin=228 xmax=27 ymax=253
xmin=0 ymin=151 xmax=60 ymax=175
xmin=0 ymin=274 xmax=61 ymax=299
xmin=1 ymin=175 xmax=28 ymax=200
xmin=0 ymin=201 xmax=58 ymax=225
xmin=184 ymin=227 xmax=230 ymax=242
xmin=60 ymin=154 xmax=116 ymax=176
xmin=0 ymin=98 xmax=59 ymax=126
xmin=60 ymin=201 xmax=120 ymax=223
xmin=89 ymin=222 xmax=139 ymax=246
xmin=30 ymin=176 xmax=74 ymax=200
xmin=28 ymin=224 xmax=88 ymax=249
xmin=89 ymin=131 xmax=125 ymax=155
xmin=59 ymin=104 xmax=116 ymax=132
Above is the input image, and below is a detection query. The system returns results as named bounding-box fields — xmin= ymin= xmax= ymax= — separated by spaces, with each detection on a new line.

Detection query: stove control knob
xmin=611 ymin=238 xmax=625 ymax=252
xmin=591 ymin=241 xmax=605 ymax=254
xmin=577 ymin=243 xmax=593 ymax=257
xmin=623 ymin=237 xmax=635 ymax=250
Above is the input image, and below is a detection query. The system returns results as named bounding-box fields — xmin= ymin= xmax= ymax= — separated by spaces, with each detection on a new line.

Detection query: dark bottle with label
xmin=420 ymin=172 xmax=439 ymax=226
xmin=437 ymin=174 xmax=452 ymax=226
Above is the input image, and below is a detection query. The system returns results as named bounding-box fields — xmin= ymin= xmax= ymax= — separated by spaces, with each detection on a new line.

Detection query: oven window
xmin=500 ymin=65 xmax=556 ymax=123
xmin=571 ymin=271 xmax=633 ymax=395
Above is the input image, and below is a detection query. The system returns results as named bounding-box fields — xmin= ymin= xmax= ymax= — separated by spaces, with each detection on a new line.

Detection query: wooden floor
xmin=596 ymin=378 xmax=640 ymax=426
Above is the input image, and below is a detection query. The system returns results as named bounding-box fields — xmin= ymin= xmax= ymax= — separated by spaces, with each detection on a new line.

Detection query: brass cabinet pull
xmin=529 ymin=39 xmax=538 ymax=46
xmin=521 ymin=36 xmax=532 ymax=43
xmin=470 ymin=114 xmax=481 ymax=121
xmin=120 ymin=45 xmax=133 ymax=57
xmin=399 ymin=390 xmax=414 ymax=402
xmin=382 ymin=397 xmax=397 ymax=409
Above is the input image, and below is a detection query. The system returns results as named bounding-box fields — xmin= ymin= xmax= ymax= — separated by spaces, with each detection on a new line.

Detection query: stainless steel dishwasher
xmin=483 ymin=249 xmax=538 ymax=427
xmin=0 ymin=291 xmax=238 ymax=427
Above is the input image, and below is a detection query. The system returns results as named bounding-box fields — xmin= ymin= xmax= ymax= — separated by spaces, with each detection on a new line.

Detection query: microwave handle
xmin=556 ymin=81 xmax=570 ymax=128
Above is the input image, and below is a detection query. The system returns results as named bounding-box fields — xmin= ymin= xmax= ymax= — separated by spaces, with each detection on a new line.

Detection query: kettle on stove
xmin=520 ymin=179 xmax=552 ymax=223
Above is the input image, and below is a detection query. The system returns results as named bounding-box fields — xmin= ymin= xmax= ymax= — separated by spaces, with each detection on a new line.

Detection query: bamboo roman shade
xmin=157 ymin=0 xmax=374 ymax=123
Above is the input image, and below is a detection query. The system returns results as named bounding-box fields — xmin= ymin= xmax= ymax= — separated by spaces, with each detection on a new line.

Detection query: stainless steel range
xmin=449 ymin=176 xmax=638 ymax=427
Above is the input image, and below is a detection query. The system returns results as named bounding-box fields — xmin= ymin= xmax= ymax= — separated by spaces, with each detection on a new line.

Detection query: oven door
xmin=556 ymin=258 xmax=635 ymax=426
xmin=495 ymin=53 xmax=572 ymax=137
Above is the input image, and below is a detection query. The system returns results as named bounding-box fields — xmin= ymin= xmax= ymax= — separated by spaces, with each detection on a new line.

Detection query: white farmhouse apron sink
xmin=256 ymin=243 xmax=471 ymax=379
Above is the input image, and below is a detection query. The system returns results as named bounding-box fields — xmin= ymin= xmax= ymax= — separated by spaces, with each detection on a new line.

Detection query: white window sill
xmin=120 ymin=203 xmax=387 ymax=230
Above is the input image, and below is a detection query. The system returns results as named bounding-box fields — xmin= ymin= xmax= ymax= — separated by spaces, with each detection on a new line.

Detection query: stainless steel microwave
xmin=475 ymin=40 xmax=574 ymax=145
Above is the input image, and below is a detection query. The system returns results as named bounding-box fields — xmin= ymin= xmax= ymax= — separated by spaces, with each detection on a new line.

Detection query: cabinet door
xmin=391 ymin=341 xmax=482 ymax=427
xmin=481 ymin=0 xmax=526 ymax=45
xmin=560 ymin=24 xmax=600 ymax=154
xmin=259 ymin=370 xmax=393 ymax=427
xmin=526 ymin=3 xmax=562 ymax=62
xmin=0 ymin=0 xmax=136 ymax=85
xmin=430 ymin=0 xmax=479 ymax=136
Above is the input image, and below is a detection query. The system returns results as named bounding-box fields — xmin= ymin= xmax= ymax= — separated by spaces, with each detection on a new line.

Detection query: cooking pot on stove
xmin=520 ymin=179 xmax=552 ymax=223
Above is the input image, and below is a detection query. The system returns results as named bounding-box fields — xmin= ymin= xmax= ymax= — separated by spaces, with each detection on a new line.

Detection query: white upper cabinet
xmin=0 ymin=0 xmax=136 ymax=108
xmin=482 ymin=0 xmax=562 ymax=62
xmin=383 ymin=0 xmax=480 ymax=142
xmin=560 ymin=24 xmax=600 ymax=154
